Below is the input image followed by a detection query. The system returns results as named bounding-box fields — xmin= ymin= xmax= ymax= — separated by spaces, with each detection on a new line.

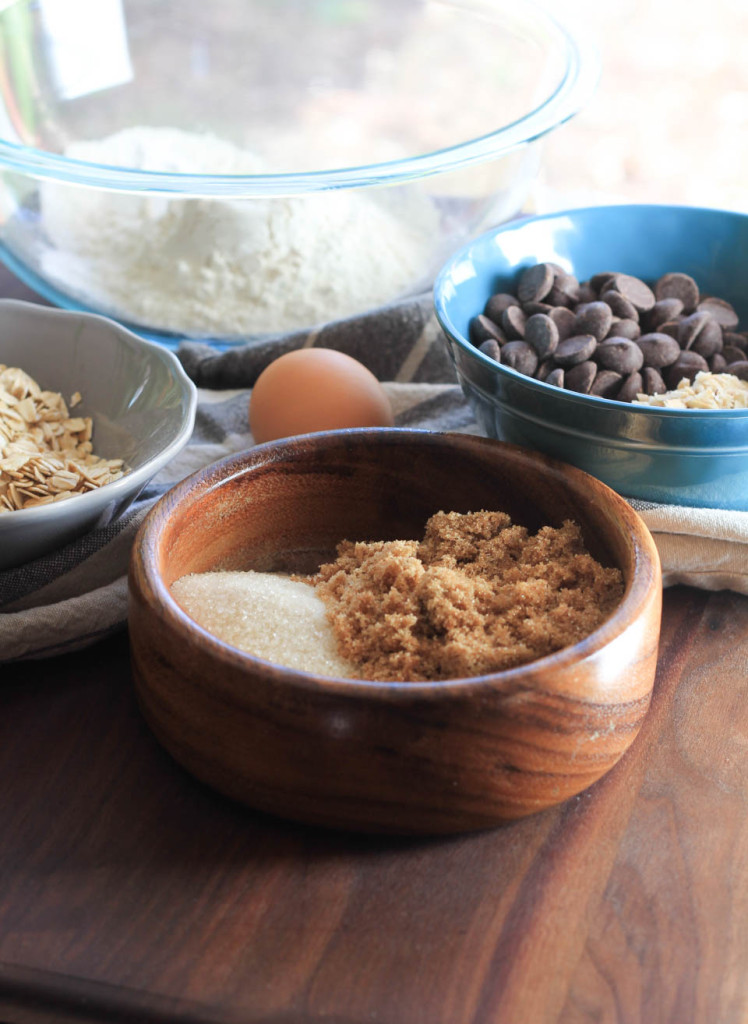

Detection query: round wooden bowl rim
xmin=131 ymin=428 xmax=661 ymax=700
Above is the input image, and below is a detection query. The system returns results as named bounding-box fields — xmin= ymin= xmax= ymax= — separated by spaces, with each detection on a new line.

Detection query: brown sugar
xmin=312 ymin=510 xmax=624 ymax=682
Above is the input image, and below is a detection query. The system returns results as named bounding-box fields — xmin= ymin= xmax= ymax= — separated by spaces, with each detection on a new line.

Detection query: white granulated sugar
xmin=40 ymin=126 xmax=438 ymax=337
xmin=171 ymin=569 xmax=358 ymax=678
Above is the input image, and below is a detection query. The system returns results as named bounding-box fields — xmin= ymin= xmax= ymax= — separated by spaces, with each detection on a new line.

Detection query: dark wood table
xmin=2 ymin=274 xmax=747 ymax=1024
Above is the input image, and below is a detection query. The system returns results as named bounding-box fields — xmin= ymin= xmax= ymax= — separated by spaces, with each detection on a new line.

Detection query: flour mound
xmin=40 ymin=127 xmax=439 ymax=337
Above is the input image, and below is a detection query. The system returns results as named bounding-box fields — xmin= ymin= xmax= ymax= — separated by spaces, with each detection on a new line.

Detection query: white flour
xmin=40 ymin=126 xmax=439 ymax=337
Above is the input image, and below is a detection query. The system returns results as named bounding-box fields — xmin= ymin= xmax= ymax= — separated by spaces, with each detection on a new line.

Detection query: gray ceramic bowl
xmin=0 ymin=300 xmax=196 ymax=569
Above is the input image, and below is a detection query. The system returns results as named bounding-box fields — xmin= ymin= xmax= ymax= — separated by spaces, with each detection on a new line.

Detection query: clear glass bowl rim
xmin=0 ymin=0 xmax=599 ymax=197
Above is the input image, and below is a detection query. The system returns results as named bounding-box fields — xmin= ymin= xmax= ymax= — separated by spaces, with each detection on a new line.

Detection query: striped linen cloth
xmin=2 ymin=294 xmax=747 ymax=662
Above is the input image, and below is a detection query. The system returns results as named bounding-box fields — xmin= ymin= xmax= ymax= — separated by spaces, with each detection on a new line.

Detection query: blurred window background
xmin=538 ymin=0 xmax=748 ymax=213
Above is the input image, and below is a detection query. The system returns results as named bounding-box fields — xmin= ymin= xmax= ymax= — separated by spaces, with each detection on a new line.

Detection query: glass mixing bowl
xmin=0 ymin=0 xmax=597 ymax=345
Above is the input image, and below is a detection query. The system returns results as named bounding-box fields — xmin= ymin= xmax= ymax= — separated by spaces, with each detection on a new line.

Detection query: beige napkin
xmin=2 ymin=295 xmax=748 ymax=663
xmin=630 ymin=502 xmax=748 ymax=592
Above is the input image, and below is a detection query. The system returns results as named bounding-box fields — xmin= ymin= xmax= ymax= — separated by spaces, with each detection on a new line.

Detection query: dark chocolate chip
xmin=478 ymin=339 xmax=501 ymax=362
xmin=642 ymin=367 xmax=667 ymax=396
xmin=596 ymin=338 xmax=645 ymax=375
xmin=547 ymin=288 xmax=572 ymax=309
xmin=709 ymin=353 xmax=728 ymax=373
xmin=678 ymin=311 xmax=722 ymax=357
xmin=665 ymin=351 xmax=709 ymax=388
xmin=589 ymin=271 xmax=617 ymax=294
xmin=522 ymin=301 xmax=554 ymax=316
xmin=548 ymin=272 xmax=580 ymax=308
xmin=517 ymin=263 xmax=554 ymax=304
xmin=565 ymin=361 xmax=597 ymax=394
xmin=554 ymin=334 xmax=598 ymax=368
xmin=484 ymin=292 xmax=520 ymax=322
xmin=574 ymin=301 xmax=614 ymax=342
xmin=677 ymin=312 xmax=705 ymax=348
xmin=605 ymin=318 xmax=640 ymax=341
xmin=470 ymin=314 xmax=506 ymax=347
xmin=536 ymin=358 xmax=555 ymax=382
xmin=546 ymin=368 xmax=565 ymax=388
xmin=724 ymin=332 xmax=748 ymax=351
xmin=647 ymin=298 xmax=684 ymax=331
xmin=697 ymin=296 xmax=739 ymax=329
xmin=525 ymin=314 xmax=559 ymax=359
xmin=722 ymin=345 xmax=745 ymax=366
xmin=589 ymin=369 xmax=623 ymax=398
xmin=691 ymin=330 xmax=724 ymax=359
xmin=576 ymin=283 xmax=597 ymax=304
xmin=600 ymin=289 xmax=639 ymax=322
xmin=636 ymin=332 xmax=682 ymax=368
xmin=726 ymin=361 xmax=748 ymax=381
xmin=608 ymin=273 xmax=656 ymax=313
xmin=654 ymin=272 xmax=699 ymax=313
xmin=617 ymin=371 xmax=644 ymax=403
xmin=548 ymin=306 xmax=577 ymax=341
xmin=500 ymin=341 xmax=538 ymax=376
xmin=657 ymin=320 xmax=681 ymax=340
xmin=501 ymin=305 xmax=528 ymax=340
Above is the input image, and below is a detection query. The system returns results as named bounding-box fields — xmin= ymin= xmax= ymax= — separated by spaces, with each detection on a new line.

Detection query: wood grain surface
xmin=0 ymin=586 xmax=746 ymax=1024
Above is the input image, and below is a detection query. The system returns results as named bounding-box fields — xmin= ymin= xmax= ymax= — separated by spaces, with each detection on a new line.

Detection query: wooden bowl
xmin=128 ymin=429 xmax=662 ymax=834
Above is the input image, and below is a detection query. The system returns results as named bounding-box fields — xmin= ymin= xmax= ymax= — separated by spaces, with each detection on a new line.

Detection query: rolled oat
xmin=0 ymin=365 xmax=127 ymax=512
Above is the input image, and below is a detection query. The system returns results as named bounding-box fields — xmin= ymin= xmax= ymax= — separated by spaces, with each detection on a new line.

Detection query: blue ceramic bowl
xmin=434 ymin=204 xmax=748 ymax=510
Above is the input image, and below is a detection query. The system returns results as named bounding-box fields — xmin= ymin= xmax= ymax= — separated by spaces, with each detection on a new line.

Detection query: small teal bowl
xmin=434 ymin=204 xmax=748 ymax=510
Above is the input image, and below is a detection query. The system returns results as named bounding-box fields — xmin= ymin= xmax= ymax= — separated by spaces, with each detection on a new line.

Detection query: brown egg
xmin=249 ymin=348 xmax=394 ymax=443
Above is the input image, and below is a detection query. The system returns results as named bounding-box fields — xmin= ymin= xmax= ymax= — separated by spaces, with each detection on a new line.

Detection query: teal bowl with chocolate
xmin=434 ymin=204 xmax=748 ymax=509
